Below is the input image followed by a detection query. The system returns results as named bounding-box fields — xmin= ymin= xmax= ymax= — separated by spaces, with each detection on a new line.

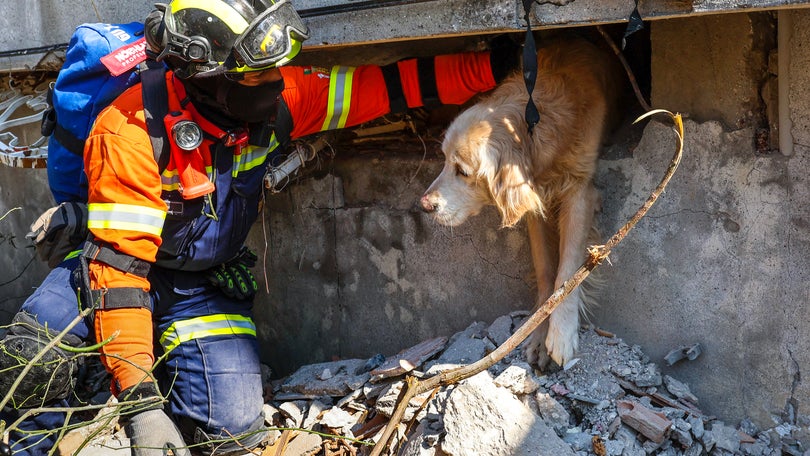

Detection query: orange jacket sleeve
xmin=83 ymin=80 xmax=168 ymax=393
xmin=280 ymin=50 xmax=497 ymax=139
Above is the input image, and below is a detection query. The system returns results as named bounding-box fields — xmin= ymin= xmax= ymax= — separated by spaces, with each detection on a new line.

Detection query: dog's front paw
xmin=525 ymin=324 xmax=554 ymax=371
xmin=545 ymin=307 xmax=580 ymax=366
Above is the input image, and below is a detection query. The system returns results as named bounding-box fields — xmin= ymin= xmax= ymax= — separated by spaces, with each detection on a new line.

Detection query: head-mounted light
xmin=231 ymin=0 xmax=309 ymax=70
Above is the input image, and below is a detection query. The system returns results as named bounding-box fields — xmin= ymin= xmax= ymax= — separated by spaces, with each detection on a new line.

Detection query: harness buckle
xmin=223 ymin=128 xmax=249 ymax=148
xmin=165 ymin=200 xmax=185 ymax=215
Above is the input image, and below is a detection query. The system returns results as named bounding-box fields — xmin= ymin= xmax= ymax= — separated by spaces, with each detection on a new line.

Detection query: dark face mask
xmin=182 ymin=75 xmax=284 ymax=124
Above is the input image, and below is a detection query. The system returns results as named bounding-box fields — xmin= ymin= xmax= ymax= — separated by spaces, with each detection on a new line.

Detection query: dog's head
xmin=420 ymin=103 xmax=543 ymax=227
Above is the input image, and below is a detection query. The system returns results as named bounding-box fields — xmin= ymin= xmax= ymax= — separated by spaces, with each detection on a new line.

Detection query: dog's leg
xmin=545 ymin=183 xmax=599 ymax=366
xmin=524 ymin=213 xmax=559 ymax=369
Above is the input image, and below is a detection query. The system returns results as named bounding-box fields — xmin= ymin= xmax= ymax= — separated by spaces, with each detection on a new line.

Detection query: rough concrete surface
xmin=788 ymin=9 xmax=810 ymax=148
xmin=651 ymin=13 xmax=771 ymax=129
xmin=593 ymin=118 xmax=810 ymax=432
xmin=250 ymin=153 xmax=535 ymax=375
xmin=0 ymin=165 xmax=53 ymax=321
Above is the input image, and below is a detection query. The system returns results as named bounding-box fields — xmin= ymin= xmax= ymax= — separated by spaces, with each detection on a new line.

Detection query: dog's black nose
xmin=419 ymin=194 xmax=438 ymax=213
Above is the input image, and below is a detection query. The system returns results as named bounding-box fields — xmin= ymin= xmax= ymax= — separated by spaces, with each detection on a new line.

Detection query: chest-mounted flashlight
xmin=171 ymin=118 xmax=203 ymax=151
xmin=164 ymin=111 xmax=214 ymax=199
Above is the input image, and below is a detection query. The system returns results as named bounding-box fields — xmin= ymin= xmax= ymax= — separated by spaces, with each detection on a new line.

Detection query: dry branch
xmin=369 ymin=110 xmax=684 ymax=456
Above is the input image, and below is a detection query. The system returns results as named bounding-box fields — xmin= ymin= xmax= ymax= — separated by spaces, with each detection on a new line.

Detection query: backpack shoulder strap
xmin=45 ymin=85 xmax=85 ymax=156
xmin=273 ymin=97 xmax=293 ymax=151
xmin=140 ymin=60 xmax=171 ymax=172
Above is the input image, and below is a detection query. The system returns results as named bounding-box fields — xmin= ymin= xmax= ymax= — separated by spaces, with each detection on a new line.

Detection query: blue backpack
xmin=41 ymin=22 xmax=169 ymax=204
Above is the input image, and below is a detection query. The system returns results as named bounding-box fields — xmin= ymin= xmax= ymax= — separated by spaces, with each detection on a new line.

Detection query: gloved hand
xmin=26 ymin=201 xmax=88 ymax=268
xmin=121 ymin=383 xmax=190 ymax=456
xmin=126 ymin=409 xmax=191 ymax=456
xmin=206 ymin=247 xmax=259 ymax=300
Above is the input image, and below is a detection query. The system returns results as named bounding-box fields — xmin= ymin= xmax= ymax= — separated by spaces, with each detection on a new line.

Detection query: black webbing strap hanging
xmin=521 ymin=0 xmax=540 ymax=135
xmin=622 ymin=0 xmax=644 ymax=49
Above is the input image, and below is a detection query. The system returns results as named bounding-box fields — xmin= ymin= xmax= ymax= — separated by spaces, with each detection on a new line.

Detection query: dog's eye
xmin=455 ymin=164 xmax=470 ymax=177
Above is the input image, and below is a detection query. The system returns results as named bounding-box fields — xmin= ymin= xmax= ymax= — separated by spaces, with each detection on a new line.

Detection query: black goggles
xmin=231 ymin=0 xmax=310 ymax=70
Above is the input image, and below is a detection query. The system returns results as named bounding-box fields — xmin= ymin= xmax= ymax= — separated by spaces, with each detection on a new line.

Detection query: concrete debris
xmin=74 ymin=312 xmax=809 ymax=455
xmin=281 ymin=358 xmax=372 ymax=396
xmin=663 ymin=375 xmax=700 ymax=404
xmin=284 ymin=431 xmax=323 ymax=456
xmin=664 ymin=343 xmax=703 ymax=366
xmin=617 ymin=399 xmax=672 ymax=443
xmin=370 ymin=336 xmax=447 ymax=383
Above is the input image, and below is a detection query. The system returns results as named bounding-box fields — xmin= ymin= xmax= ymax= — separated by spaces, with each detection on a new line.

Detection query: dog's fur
xmin=420 ymin=37 xmax=621 ymax=369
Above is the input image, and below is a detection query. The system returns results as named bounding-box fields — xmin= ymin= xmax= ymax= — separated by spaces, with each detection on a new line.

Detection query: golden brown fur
xmin=420 ymin=37 xmax=621 ymax=368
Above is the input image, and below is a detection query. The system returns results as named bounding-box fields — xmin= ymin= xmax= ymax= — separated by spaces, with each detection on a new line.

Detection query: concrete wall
xmin=1 ymin=5 xmax=808 ymax=439
xmin=605 ymin=10 xmax=809 ymax=430
xmin=0 ymin=1 xmax=153 ymax=70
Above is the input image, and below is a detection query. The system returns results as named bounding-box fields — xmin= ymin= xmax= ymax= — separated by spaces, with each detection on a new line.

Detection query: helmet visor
xmin=232 ymin=0 xmax=309 ymax=70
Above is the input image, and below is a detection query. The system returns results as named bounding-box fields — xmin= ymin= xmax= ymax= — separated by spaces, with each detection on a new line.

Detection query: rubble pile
xmin=73 ymin=311 xmax=806 ymax=455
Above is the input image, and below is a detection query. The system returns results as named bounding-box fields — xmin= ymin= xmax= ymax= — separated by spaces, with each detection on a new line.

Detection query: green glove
xmin=206 ymin=247 xmax=258 ymax=300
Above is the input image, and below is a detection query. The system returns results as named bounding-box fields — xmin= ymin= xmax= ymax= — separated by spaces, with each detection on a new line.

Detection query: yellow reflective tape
xmin=232 ymin=151 xmax=243 ymax=178
xmin=234 ymin=146 xmax=268 ymax=174
xmin=169 ymin=313 xmax=253 ymax=330
xmin=64 ymin=250 xmax=82 ymax=261
xmin=87 ymin=203 xmax=166 ymax=236
xmin=159 ymin=314 xmax=257 ymax=353
xmin=87 ymin=220 xmax=163 ymax=236
xmin=232 ymin=134 xmax=280 ymax=176
xmin=161 ymin=169 xmax=182 ymax=192
xmin=336 ymin=67 xmax=355 ymax=129
xmin=171 ymin=0 xmax=250 ymax=34
xmin=321 ymin=66 xmax=356 ymax=131
xmin=88 ymin=203 xmax=165 ymax=219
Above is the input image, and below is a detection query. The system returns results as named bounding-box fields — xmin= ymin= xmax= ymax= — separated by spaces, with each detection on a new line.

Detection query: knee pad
xmin=0 ymin=312 xmax=81 ymax=408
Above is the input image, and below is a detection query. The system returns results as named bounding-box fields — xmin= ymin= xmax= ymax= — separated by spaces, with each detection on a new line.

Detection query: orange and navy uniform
xmin=84 ymin=51 xmax=499 ymax=393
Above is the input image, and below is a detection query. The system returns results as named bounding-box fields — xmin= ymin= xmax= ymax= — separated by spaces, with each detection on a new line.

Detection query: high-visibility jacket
xmin=84 ymin=51 xmax=499 ymax=392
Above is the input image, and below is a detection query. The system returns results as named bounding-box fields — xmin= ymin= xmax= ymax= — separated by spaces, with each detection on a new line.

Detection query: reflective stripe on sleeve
xmin=159 ymin=314 xmax=257 ymax=353
xmin=87 ymin=203 xmax=166 ymax=236
xmin=321 ymin=66 xmax=356 ymax=131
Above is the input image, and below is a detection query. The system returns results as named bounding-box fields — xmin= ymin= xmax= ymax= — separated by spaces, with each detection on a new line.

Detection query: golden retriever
xmin=419 ymin=37 xmax=621 ymax=369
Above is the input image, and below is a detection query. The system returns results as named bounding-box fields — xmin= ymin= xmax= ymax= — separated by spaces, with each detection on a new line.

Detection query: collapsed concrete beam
xmin=302 ymin=0 xmax=810 ymax=48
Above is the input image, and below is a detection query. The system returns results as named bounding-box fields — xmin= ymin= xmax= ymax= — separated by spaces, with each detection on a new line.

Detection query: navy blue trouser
xmin=2 ymin=257 xmax=266 ymax=455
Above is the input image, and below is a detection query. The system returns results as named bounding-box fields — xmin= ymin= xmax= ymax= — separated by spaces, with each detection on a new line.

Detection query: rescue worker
xmin=0 ymin=0 xmax=519 ymax=454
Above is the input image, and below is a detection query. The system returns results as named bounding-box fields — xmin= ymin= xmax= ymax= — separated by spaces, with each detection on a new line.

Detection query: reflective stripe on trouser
xmin=149 ymin=267 xmax=267 ymax=449
xmin=4 ymin=256 xmax=89 ymax=454
xmin=159 ymin=314 xmax=257 ymax=354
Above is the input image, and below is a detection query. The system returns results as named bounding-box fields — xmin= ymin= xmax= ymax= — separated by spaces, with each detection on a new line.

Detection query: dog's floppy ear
xmin=486 ymin=147 xmax=544 ymax=227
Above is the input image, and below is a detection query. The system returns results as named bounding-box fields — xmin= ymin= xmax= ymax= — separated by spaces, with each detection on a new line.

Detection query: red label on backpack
xmin=100 ymin=37 xmax=148 ymax=77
